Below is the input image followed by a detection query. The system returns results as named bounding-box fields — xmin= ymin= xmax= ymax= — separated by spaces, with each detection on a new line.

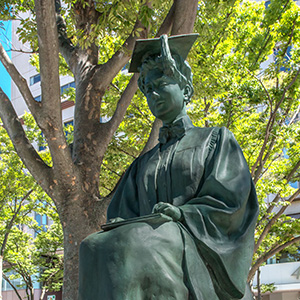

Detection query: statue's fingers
xmin=153 ymin=203 xmax=168 ymax=213
xmin=152 ymin=203 xmax=162 ymax=213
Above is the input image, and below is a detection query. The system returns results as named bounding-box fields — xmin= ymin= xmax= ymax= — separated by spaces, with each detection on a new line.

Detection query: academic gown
xmin=78 ymin=115 xmax=259 ymax=300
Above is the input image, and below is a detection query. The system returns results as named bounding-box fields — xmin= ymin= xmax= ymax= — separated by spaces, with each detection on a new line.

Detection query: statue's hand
xmin=108 ymin=217 xmax=124 ymax=223
xmin=152 ymin=202 xmax=182 ymax=222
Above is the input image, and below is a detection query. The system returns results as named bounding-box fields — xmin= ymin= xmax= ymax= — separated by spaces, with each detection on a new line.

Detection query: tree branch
xmin=94 ymin=1 xmax=177 ymax=90
xmin=94 ymin=19 xmax=147 ymax=90
xmin=102 ymin=164 xmax=122 ymax=178
xmin=251 ymin=0 xmax=290 ymax=69
xmin=0 ymin=190 xmax=33 ymax=256
xmin=72 ymin=0 xmax=101 ymax=33
xmin=254 ymin=188 xmax=300 ymax=253
xmin=279 ymin=16 xmax=297 ymax=62
xmin=171 ymin=0 xmax=198 ymax=35
xmin=35 ymin=0 xmax=74 ymax=174
xmin=251 ymin=68 xmax=300 ymax=178
xmin=254 ymin=111 xmax=286 ymax=184
xmin=251 ymin=112 xmax=275 ymax=179
xmin=0 ymin=88 xmax=52 ymax=194
xmin=2 ymin=273 xmax=23 ymax=300
xmin=211 ymin=1 xmax=236 ymax=56
xmin=285 ymin=160 xmax=300 ymax=183
xmin=35 ymin=0 xmax=60 ymax=114
xmin=55 ymin=1 xmax=77 ymax=73
xmin=248 ymin=68 xmax=273 ymax=108
xmin=10 ymin=49 xmax=37 ymax=54
xmin=288 ymin=104 xmax=300 ymax=125
xmin=282 ymin=69 xmax=300 ymax=98
xmin=105 ymin=74 xmax=139 ymax=135
xmin=0 ymin=42 xmax=41 ymax=119
xmin=156 ymin=2 xmax=176 ymax=37
xmin=130 ymin=103 xmax=152 ymax=126
xmin=140 ymin=118 xmax=162 ymax=155
xmin=248 ymin=235 xmax=300 ymax=282
xmin=114 ymin=146 xmax=137 ymax=159
xmin=263 ymin=159 xmax=300 ymax=217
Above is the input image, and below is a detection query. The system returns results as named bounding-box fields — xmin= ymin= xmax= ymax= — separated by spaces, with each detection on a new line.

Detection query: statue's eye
xmin=159 ymin=82 xmax=168 ymax=88
xmin=145 ymin=85 xmax=153 ymax=93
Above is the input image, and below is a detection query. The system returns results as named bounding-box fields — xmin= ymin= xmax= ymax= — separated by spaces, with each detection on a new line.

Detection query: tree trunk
xmin=59 ymin=190 xmax=108 ymax=300
xmin=256 ymin=268 xmax=261 ymax=300
xmin=39 ymin=288 xmax=46 ymax=300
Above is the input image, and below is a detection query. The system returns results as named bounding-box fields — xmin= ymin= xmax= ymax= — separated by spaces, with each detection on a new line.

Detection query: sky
xmin=0 ymin=20 xmax=12 ymax=99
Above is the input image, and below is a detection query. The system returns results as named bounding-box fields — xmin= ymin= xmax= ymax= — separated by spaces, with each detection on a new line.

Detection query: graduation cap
xmin=129 ymin=33 xmax=199 ymax=73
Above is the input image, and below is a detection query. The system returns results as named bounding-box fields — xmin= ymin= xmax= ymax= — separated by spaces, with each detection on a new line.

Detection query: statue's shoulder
xmin=188 ymin=125 xmax=235 ymax=142
xmin=186 ymin=125 xmax=220 ymax=143
xmin=172 ymin=126 xmax=216 ymax=152
xmin=188 ymin=125 xmax=219 ymax=135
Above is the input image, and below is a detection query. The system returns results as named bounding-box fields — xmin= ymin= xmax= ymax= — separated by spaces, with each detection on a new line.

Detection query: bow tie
xmin=158 ymin=121 xmax=186 ymax=144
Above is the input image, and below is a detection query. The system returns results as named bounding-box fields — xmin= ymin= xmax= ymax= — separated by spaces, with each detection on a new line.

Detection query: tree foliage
xmin=0 ymin=116 xmax=63 ymax=300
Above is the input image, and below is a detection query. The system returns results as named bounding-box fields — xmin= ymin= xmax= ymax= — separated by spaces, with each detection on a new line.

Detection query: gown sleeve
xmin=107 ymin=159 xmax=140 ymax=221
xmin=179 ymin=127 xmax=259 ymax=299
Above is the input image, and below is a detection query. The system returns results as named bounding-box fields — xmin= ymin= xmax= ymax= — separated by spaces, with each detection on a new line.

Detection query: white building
xmin=10 ymin=14 xmax=75 ymax=131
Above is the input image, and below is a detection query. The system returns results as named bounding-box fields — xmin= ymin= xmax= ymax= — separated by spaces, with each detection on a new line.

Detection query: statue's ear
xmin=183 ymin=85 xmax=192 ymax=102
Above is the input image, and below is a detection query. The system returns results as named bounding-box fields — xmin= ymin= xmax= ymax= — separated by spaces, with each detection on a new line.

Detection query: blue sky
xmin=0 ymin=21 xmax=11 ymax=98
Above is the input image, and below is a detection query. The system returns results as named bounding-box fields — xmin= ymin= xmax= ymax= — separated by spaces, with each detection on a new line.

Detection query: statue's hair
xmin=138 ymin=54 xmax=194 ymax=104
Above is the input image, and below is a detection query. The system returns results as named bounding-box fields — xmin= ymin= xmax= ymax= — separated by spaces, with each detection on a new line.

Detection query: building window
xmin=61 ymin=81 xmax=75 ymax=95
xmin=64 ymin=120 xmax=74 ymax=143
xmin=38 ymin=132 xmax=47 ymax=152
xmin=290 ymin=181 xmax=300 ymax=189
xmin=34 ymin=95 xmax=41 ymax=102
xmin=35 ymin=212 xmax=48 ymax=237
xmin=30 ymin=74 xmax=41 ymax=86
xmin=64 ymin=120 xmax=74 ymax=134
xmin=64 ymin=120 xmax=74 ymax=125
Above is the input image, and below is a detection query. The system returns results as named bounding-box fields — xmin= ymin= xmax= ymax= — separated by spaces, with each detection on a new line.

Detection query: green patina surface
xmin=78 ymin=34 xmax=259 ymax=300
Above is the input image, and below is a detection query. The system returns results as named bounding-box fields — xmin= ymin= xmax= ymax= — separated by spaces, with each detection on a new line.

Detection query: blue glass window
xmin=34 ymin=95 xmax=41 ymax=102
xmin=35 ymin=212 xmax=48 ymax=237
xmin=64 ymin=119 xmax=74 ymax=139
xmin=30 ymin=74 xmax=41 ymax=86
xmin=64 ymin=120 xmax=74 ymax=127
xmin=38 ymin=132 xmax=47 ymax=151
xmin=290 ymin=181 xmax=300 ymax=189
xmin=61 ymin=81 xmax=75 ymax=94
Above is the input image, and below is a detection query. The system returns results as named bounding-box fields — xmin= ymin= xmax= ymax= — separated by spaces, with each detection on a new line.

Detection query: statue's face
xmin=144 ymin=68 xmax=185 ymax=124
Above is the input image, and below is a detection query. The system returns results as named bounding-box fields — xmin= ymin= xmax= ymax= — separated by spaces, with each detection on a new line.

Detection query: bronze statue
xmin=78 ymin=34 xmax=259 ymax=300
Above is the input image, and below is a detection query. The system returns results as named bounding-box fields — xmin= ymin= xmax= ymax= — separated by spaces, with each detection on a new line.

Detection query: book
xmin=101 ymin=213 xmax=173 ymax=231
